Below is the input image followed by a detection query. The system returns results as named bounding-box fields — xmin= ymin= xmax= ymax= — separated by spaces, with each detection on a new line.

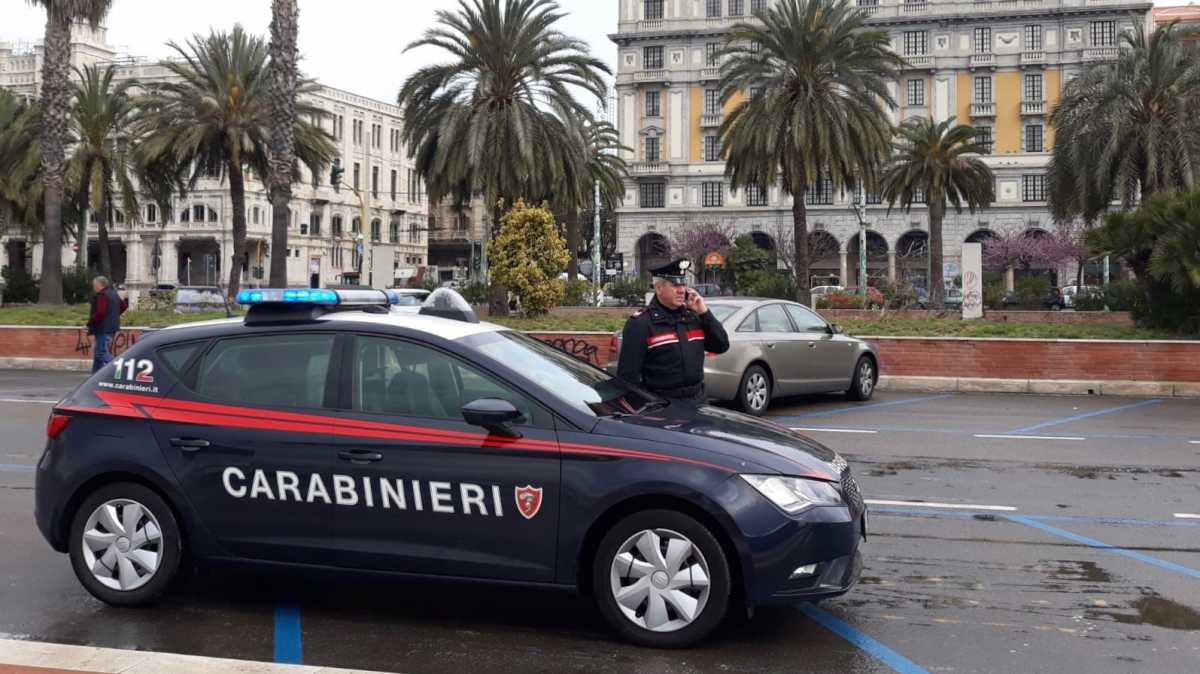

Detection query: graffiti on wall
xmin=74 ymin=330 xmax=139 ymax=357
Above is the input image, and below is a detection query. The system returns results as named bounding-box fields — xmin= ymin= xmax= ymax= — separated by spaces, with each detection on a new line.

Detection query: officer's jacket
xmin=617 ymin=297 xmax=730 ymax=391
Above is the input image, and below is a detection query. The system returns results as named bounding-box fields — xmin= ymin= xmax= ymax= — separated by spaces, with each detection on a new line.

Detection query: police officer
xmin=617 ymin=258 xmax=730 ymax=402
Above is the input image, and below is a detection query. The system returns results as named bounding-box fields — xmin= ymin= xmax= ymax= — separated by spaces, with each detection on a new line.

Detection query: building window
xmin=146 ymin=204 xmax=157 ymax=223
xmin=409 ymin=220 xmax=421 ymax=243
xmin=857 ymin=0 xmax=879 ymax=8
xmin=806 ymin=177 xmax=834 ymax=205
xmin=640 ymin=182 xmax=666 ymax=208
xmin=335 ymin=115 xmax=344 ymax=140
xmin=300 ymin=222 xmax=308 ymax=236
xmin=906 ymin=79 xmax=925 ymax=107
xmin=704 ymin=89 xmax=721 ymax=115
xmin=745 ymin=183 xmax=768 ymax=207
xmin=751 ymin=0 xmax=766 ymax=12
xmin=308 ymin=213 xmax=321 ymax=237
xmin=729 ymin=0 xmax=744 ymax=15
xmin=1025 ymin=124 xmax=1044 ymax=152
xmin=706 ymin=0 xmax=721 ymax=18
xmin=333 ymin=215 xmax=343 ymax=236
xmin=749 ymin=40 xmax=762 ymax=54
xmin=1091 ymin=20 xmax=1116 ymax=47
xmin=974 ymin=76 xmax=992 ymax=104
xmin=975 ymin=125 xmax=993 ymax=152
xmin=1024 ymin=73 xmax=1043 ymax=102
xmin=903 ymin=31 xmax=928 ymax=57
xmin=389 ymin=219 xmax=399 ymax=243
xmin=371 ymin=218 xmax=381 ymax=242
xmin=353 ymin=162 xmax=361 ymax=191
xmin=645 ymin=136 xmax=661 ymax=162
xmin=644 ymin=0 xmax=664 ymax=20
xmin=192 ymin=205 xmax=206 ymax=223
xmin=1023 ymin=174 xmax=1047 ymax=202
xmin=645 ymin=90 xmax=661 ymax=117
xmin=390 ymin=170 xmax=398 ymax=201
xmin=750 ymin=86 xmax=764 ymax=100
xmin=703 ymin=135 xmax=721 ymax=162
xmin=973 ymin=27 xmax=991 ymax=53
xmin=643 ymin=46 xmax=664 ymax=70
xmin=1025 ymin=25 xmax=1042 ymax=51
xmin=371 ymin=166 xmax=380 ymax=199
xmin=702 ymin=182 xmax=724 ymax=207
xmin=706 ymin=43 xmax=720 ymax=67
xmin=352 ymin=216 xmax=361 ymax=234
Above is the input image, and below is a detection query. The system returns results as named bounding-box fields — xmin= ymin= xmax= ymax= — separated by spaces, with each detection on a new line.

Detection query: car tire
xmin=592 ymin=509 xmax=733 ymax=648
xmin=846 ymin=356 xmax=876 ymax=401
xmin=736 ymin=365 xmax=772 ymax=416
xmin=68 ymin=482 xmax=183 ymax=607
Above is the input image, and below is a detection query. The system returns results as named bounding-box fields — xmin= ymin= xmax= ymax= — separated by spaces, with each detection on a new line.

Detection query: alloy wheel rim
xmin=860 ymin=363 xmax=874 ymax=396
xmin=747 ymin=373 xmax=768 ymax=410
xmin=609 ymin=528 xmax=712 ymax=633
xmin=81 ymin=498 xmax=163 ymax=591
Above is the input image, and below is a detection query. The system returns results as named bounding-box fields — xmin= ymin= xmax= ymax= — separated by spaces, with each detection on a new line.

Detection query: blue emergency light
xmin=236 ymin=288 xmax=341 ymax=305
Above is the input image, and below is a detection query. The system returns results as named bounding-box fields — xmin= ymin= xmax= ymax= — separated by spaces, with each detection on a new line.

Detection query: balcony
xmin=634 ymin=70 xmax=671 ymax=84
xmin=902 ymin=55 xmax=934 ymax=70
xmin=1021 ymin=100 xmax=1046 ymax=115
xmin=901 ymin=1 xmax=929 ymax=14
xmin=970 ymin=102 xmax=996 ymax=117
xmin=700 ymin=113 xmax=723 ymax=128
xmin=969 ymin=53 xmax=995 ymax=68
xmin=1020 ymin=51 xmax=1047 ymax=66
xmin=630 ymin=161 xmax=669 ymax=176
xmin=638 ymin=19 xmax=664 ymax=32
xmin=700 ymin=67 xmax=721 ymax=81
xmin=1083 ymin=47 xmax=1119 ymax=62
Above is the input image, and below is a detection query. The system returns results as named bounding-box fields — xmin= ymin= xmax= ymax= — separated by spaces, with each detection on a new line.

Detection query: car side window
xmin=785 ymin=305 xmax=829 ymax=333
xmin=157 ymin=341 xmax=206 ymax=374
xmin=755 ymin=304 xmax=794 ymax=333
xmin=737 ymin=312 xmax=757 ymax=332
xmin=194 ymin=334 xmax=334 ymax=409
xmin=353 ymin=335 xmax=536 ymax=426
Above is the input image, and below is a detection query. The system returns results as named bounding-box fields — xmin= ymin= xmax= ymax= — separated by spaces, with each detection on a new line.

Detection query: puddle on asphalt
xmin=1091 ymin=596 xmax=1200 ymax=631
xmin=1049 ymin=560 xmax=1113 ymax=583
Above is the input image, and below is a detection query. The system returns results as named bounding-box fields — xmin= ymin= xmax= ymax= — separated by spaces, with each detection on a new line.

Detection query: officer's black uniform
xmin=617 ymin=259 xmax=730 ymax=402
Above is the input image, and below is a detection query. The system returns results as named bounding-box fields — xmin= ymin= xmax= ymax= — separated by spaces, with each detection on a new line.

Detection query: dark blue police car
xmin=35 ymin=288 xmax=865 ymax=647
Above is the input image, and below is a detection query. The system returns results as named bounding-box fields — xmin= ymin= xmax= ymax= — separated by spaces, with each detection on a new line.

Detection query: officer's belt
xmin=648 ymin=382 xmax=704 ymax=399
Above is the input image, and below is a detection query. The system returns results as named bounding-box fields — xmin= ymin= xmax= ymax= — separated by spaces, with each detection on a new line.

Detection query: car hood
xmin=591 ymin=403 xmax=842 ymax=480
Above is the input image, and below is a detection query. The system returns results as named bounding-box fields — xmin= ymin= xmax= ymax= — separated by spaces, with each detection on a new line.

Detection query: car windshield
xmin=707 ymin=304 xmax=739 ymax=322
xmin=463 ymin=330 xmax=663 ymax=418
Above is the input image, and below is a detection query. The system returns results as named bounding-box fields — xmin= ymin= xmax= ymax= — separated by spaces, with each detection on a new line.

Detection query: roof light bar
xmin=235 ymin=288 xmax=398 ymax=307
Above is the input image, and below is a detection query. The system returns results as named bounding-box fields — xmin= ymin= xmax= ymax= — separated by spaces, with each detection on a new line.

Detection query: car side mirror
xmin=829 ymin=324 xmax=844 ymax=335
xmin=461 ymin=398 xmax=523 ymax=438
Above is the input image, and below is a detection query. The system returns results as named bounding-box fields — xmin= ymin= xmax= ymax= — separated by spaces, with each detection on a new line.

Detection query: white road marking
xmin=1174 ymin=513 xmax=1200 ymax=520
xmin=865 ymin=499 xmax=1018 ymax=512
xmin=790 ymin=427 xmax=878 ymax=434
xmin=0 ymin=398 xmax=58 ymax=404
xmin=1189 ymin=440 xmax=1200 ymax=445
xmin=974 ymin=434 xmax=1086 ymax=442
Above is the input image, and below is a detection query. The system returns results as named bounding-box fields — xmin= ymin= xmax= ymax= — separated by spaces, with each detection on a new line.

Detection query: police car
xmin=35 ymin=288 xmax=865 ymax=648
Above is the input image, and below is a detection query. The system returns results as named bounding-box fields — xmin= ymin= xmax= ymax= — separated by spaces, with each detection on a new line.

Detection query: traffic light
xmin=330 ymin=161 xmax=344 ymax=192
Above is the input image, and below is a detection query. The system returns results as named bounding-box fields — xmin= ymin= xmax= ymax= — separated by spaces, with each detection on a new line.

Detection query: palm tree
xmin=0 ymin=91 xmax=42 ymax=230
xmin=65 ymin=65 xmax=141 ymax=279
xmin=555 ymin=114 xmax=628 ymax=281
xmin=30 ymin=0 xmax=114 ymax=304
xmin=267 ymin=0 xmax=300 ymax=288
xmin=136 ymin=26 xmax=336 ymax=299
xmin=397 ymin=0 xmax=610 ymax=315
xmin=720 ymin=0 xmax=902 ymax=306
xmin=880 ymin=118 xmax=995 ymax=307
xmin=1049 ymin=19 xmax=1200 ymax=225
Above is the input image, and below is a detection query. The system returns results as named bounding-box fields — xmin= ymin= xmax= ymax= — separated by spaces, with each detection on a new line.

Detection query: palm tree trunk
xmin=268 ymin=0 xmax=300 ymax=288
xmin=36 ymin=9 xmax=73 ymax=304
xmin=227 ymin=162 xmax=249 ymax=299
xmin=792 ymin=189 xmax=811 ymax=307
xmin=488 ymin=199 xmax=509 ymax=317
xmin=566 ymin=209 xmax=579 ymax=281
xmin=97 ymin=182 xmax=113 ymax=279
xmin=929 ymin=197 xmax=946 ymax=308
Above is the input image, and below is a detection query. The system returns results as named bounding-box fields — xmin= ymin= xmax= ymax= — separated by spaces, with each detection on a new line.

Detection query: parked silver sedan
xmin=607 ymin=298 xmax=879 ymax=415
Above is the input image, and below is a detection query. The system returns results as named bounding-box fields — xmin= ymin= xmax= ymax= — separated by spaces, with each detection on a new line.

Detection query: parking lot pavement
xmin=1 ymin=373 xmax=1198 ymax=673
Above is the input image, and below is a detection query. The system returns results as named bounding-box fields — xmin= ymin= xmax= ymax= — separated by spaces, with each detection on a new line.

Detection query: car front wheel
xmin=593 ymin=510 xmax=732 ymax=648
xmin=68 ymin=482 xmax=183 ymax=606
xmin=737 ymin=365 xmax=771 ymax=416
xmin=846 ymin=356 xmax=876 ymax=401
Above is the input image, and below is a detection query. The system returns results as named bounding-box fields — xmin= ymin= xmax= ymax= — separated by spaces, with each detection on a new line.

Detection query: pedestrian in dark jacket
xmin=87 ymin=276 xmax=127 ymax=373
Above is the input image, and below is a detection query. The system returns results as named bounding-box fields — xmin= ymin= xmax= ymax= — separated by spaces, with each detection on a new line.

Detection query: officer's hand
xmin=686 ymin=288 xmax=707 ymax=315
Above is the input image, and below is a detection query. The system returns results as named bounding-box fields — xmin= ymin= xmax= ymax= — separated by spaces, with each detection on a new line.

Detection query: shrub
xmin=1015 ymin=276 xmax=1051 ymax=305
xmin=459 ymin=282 xmax=489 ymax=306
xmin=742 ymin=270 xmax=796 ymax=300
xmin=1073 ymin=292 xmax=1108 ymax=312
xmin=0 ymin=267 xmax=38 ymax=304
xmin=561 ymin=278 xmax=592 ymax=306
xmin=607 ymin=275 xmax=650 ymax=306
xmin=880 ymin=281 xmax=920 ymax=309
xmin=1102 ymin=280 xmax=1141 ymax=312
xmin=487 ymin=201 xmax=570 ymax=317
xmin=63 ymin=267 xmax=93 ymax=305
xmin=817 ymin=292 xmax=867 ymax=310
xmin=983 ymin=281 xmax=1007 ymax=310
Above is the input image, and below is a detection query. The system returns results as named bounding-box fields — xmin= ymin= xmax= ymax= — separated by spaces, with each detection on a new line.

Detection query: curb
xmin=878 ymin=375 xmax=1200 ymax=398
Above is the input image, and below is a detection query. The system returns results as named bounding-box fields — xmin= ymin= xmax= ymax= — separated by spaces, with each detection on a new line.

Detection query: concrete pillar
xmin=839 ymin=251 xmax=848 ymax=287
xmin=887 ymin=251 xmax=897 ymax=284
xmin=160 ymin=240 xmax=178 ymax=285
xmin=1005 ymin=266 xmax=1015 ymax=292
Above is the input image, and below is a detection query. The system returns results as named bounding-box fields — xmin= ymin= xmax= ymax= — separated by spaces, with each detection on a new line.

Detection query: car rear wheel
xmin=593 ymin=509 xmax=732 ymax=648
xmin=846 ymin=357 xmax=876 ymax=401
xmin=68 ymin=482 xmax=183 ymax=606
xmin=737 ymin=365 xmax=771 ymax=416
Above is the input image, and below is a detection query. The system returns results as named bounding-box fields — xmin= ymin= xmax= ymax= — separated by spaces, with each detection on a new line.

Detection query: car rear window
xmin=708 ymin=304 xmax=738 ymax=322
xmin=194 ymin=334 xmax=334 ymax=409
xmin=158 ymin=341 xmax=207 ymax=374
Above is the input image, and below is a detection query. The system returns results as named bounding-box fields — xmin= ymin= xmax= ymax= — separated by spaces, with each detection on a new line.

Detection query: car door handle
xmin=169 ymin=437 xmax=210 ymax=452
xmin=338 ymin=449 xmax=384 ymax=464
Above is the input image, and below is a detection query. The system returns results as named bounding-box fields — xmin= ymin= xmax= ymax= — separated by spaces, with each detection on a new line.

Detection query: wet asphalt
xmin=0 ymin=371 xmax=1197 ymax=673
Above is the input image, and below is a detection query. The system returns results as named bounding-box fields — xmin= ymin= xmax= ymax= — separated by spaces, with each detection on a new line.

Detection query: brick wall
xmin=3 ymin=326 xmax=1197 ymax=382
xmin=820 ymin=309 xmax=1135 ymax=327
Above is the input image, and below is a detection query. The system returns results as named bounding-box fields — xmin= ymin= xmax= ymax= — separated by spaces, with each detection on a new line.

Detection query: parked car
xmin=1043 ymin=287 xmax=1066 ymax=311
xmin=943 ymin=286 xmax=963 ymax=308
xmin=173 ymin=286 xmax=225 ymax=313
xmin=1060 ymin=285 xmax=1099 ymax=309
xmin=693 ymin=283 xmax=723 ymax=298
xmin=609 ymin=298 xmax=878 ymax=415
xmin=810 ymin=285 xmax=844 ymax=302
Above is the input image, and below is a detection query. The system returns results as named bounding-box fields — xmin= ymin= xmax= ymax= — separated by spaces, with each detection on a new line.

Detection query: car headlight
xmin=740 ymin=475 xmax=843 ymax=514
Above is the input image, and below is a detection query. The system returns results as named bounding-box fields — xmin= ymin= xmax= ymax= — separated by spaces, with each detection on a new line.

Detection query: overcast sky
xmin=1 ymin=0 xmax=619 ymax=105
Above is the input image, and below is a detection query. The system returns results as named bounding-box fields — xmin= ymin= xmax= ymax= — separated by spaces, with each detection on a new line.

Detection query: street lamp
xmin=850 ymin=187 xmax=868 ymax=297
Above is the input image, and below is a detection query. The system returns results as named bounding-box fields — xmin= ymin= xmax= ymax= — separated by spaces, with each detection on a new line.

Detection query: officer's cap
xmin=650 ymin=258 xmax=691 ymax=283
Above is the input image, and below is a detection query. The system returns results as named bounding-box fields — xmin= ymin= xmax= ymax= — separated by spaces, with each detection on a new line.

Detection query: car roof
xmin=159 ymin=307 xmax=507 ymax=341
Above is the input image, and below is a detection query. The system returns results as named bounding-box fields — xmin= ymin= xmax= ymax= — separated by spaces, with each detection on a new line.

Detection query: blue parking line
xmin=0 ymin=463 xmax=34 ymax=473
xmin=273 ymin=603 xmax=303 ymax=664
xmin=798 ymin=604 xmax=930 ymax=674
xmin=872 ymin=507 xmax=1200 ymax=529
xmin=1007 ymin=399 xmax=1161 ymax=434
xmin=775 ymin=394 xmax=954 ymax=421
xmin=1006 ymin=514 xmax=1200 ymax=579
